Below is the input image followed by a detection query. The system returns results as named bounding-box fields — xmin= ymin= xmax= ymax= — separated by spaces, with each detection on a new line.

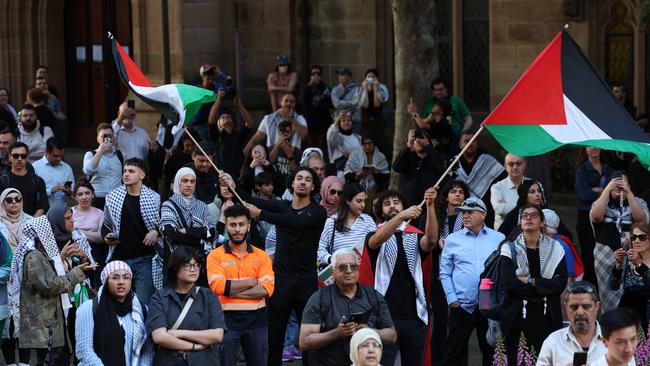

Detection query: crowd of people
xmin=0 ymin=58 xmax=648 ymax=366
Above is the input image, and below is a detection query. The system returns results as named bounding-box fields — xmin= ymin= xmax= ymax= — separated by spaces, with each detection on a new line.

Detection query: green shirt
xmin=422 ymin=95 xmax=471 ymax=135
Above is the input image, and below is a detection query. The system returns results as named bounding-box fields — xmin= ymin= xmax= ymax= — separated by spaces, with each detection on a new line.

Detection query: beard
xmin=573 ymin=316 xmax=591 ymax=333
xmin=229 ymin=234 xmax=248 ymax=245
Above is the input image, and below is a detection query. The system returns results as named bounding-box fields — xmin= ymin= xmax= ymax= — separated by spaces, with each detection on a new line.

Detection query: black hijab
xmin=46 ymin=203 xmax=72 ymax=248
xmin=93 ymin=285 xmax=133 ymax=365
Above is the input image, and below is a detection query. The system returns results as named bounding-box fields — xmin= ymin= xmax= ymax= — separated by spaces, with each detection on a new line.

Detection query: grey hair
xmin=331 ymin=247 xmax=358 ymax=268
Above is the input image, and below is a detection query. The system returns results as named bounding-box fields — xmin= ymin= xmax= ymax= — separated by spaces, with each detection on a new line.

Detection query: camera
xmin=216 ymin=75 xmax=237 ymax=100
xmin=367 ymin=76 xmax=376 ymax=85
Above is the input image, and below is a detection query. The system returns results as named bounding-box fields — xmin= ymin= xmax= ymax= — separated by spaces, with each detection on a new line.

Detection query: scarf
xmin=344 ymin=146 xmax=390 ymax=191
xmin=454 ymin=153 xmax=504 ymax=198
xmin=10 ymin=216 xmax=73 ymax=313
xmin=373 ymin=223 xmax=429 ymax=324
xmin=320 ymin=176 xmax=344 ymax=217
xmin=603 ymin=197 xmax=648 ymax=233
xmin=173 ymin=167 xmax=196 ymax=196
xmin=0 ymin=188 xmax=27 ymax=249
xmin=300 ymin=147 xmax=324 ymax=167
xmin=46 ymin=203 xmax=73 ymax=246
xmin=441 ymin=212 xmax=463 ymax=239
xmin=349 ymin=328 xmax=382 ymax=366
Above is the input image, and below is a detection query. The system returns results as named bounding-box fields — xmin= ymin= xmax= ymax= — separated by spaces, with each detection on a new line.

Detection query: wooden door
xmin=64 ymin=0 xmax=132 ymax=148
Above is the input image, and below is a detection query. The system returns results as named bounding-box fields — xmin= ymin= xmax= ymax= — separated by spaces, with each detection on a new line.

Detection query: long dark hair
xmin=515 ymin=180 xmax=547 ymax=209
xmin=435 ymin=179 xmax=470 ymax=225
xmin=335 ymin=183 xmax=365 ymax=233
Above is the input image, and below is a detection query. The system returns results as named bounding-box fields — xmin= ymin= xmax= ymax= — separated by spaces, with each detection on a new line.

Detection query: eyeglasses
xmin=11 ymin=153 xmax=27 ymax=160
xmin=311 ymin=71 xmax=321 ymax=75
xmin=506 ymin=161 xmax=524 ymax=167
xmin=631 ymin=234 xmax=649 ymax=242
xmin=566 ymin=282 xmax=597 ymax=295
xmin=520 ymin=212 xmax=539 ymax=220
xmin=359 ymin=341 xmax=382 ymax=350
xmin=109 ymin=274 xmax=133 ymax=282
xmin=329 ymin=189 xmax=343 ymax=196
xmin=336 ymin=263 xmax=360 ymax=272
xmin=4 ymin=196 xmax=22 ymax=204
xmin=182 ymin=262 xmax=201 ymax=271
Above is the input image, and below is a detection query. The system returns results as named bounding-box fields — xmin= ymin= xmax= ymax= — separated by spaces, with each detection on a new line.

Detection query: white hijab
xmin=349 ymin=328 xmax=383 ymax=366
xmin=173 ymin=167 xmax=197 ymax=197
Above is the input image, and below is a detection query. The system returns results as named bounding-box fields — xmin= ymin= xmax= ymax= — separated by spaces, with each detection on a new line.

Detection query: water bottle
xmin=479 ymin=278 xmax=495 ymax=312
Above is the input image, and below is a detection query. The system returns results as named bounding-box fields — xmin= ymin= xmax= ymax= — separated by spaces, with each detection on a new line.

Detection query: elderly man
xmin=537 ymin=281 xmax=606 ymax=365
xmin=440 ymin=197 xmax=504 ymax=366
xmin=300 ymin=248 xmax=396 ymax=366
xmin=491 ymin=154 xmax=528 ymax=230
xmin=112 ymin=102 xmax=151 ymax=161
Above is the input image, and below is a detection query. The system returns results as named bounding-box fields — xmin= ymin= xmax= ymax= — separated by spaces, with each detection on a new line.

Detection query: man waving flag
xmin=482 ymin=29 xmax=650 ymax=167
xmin=109 ymin=33 xmax=215 ymax=133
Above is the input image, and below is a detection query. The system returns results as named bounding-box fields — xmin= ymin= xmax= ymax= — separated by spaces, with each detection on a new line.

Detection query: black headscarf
xmin=93 ymin=287 xmax=133 ymax=366
xmin=46 ymin=203 xmax=72 ymax=247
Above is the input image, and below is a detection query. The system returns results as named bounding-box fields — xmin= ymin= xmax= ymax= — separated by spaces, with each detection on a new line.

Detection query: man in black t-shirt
xmin=102 ymin=158 xmax=161 ymax=305
xmin=363 ymin=189 xmax=438 ymax=366
xmin=220 ymin=166 xmax=327 ymax=366
xmin=0 ymin=142 xmax=48 ymax=216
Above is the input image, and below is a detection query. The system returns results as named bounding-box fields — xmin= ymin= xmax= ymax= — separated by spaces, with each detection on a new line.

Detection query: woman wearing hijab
xmin=160 ymin=168 xmax=215 ymax=287
xmin=0 ymin=188 xmax=33 ymax=253
xmin=76 ymin=260 xmax=153 ymax=365
xmin=350 ymin=328 xmax=383 ymax=366
xmin=9 ymin=216 xmax=96 ymax=364
xmin=319 ymin=175 xmax=344 ymax=218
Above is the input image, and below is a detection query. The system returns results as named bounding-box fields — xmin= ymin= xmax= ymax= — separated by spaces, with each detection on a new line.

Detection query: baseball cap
xmin=336 ymin=66 xmax=352 ymax=76
xmin=455 ymin=197 xmax=487 ymax=213
xmin=276 ymin=55 xmax=289 ymax=66
xmin=199 ymin=64 xmax=217 ymax=76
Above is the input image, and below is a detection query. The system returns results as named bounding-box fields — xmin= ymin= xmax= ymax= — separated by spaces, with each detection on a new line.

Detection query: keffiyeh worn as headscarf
xmin=300 ymin=147 xmax=324 ymax=167
xmin=46 ymin=203 xmax=73 ymax=245
xmin=320 ymin=176 xmax=344 ymax=217
xmin=10 ymin=216 xmax=72 ymax=311
xmin=349 ymin=328 xmax=382 ymax=366
xmin=0 ymin=188 xmax=27 ymax=249
xmin=94 ymin=261 xmax=146 ymax=366
xmin=173 ymin=167 xmax=197 ymax=197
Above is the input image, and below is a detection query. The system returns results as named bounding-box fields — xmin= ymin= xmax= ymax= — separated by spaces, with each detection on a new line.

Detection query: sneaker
xmin=290 ymin=345 xmax=303 ymax=360
xmin=282 ymin=348 xmax=293 ymax=362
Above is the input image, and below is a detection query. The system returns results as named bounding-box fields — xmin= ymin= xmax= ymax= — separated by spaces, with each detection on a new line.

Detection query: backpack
xmin=0 ymin=171 xmax=41 ymax=204
xmin=318 ymin=284 xmax=380 ymax=332
xmin=479 ymin=240 xmax=517 ymax=320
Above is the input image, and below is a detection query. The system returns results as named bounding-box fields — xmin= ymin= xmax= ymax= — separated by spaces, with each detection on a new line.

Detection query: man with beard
xmin=185 ymin=141 xmax=220 ymax=204
xmin=359 ymin=188 xmax=438 ymax=366
xmin=0 ymin=128 xmax=16 ymax=172
xmin=206 ymin=204 xmax=275 ymax=365
xmin=17 ymin=104 xmax=54 ymax=163
xmin=537 ymin=281 xmax=606 ymax=365
xmin=440 ymin=197 xmax=504 ymax=365
xmin=219 ymin=166 xmax=327 ymax=366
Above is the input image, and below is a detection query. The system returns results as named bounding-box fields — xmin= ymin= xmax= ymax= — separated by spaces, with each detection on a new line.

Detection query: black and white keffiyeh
xmin=500 ymin=233 xmax=564 ymax=278
xmin=441 ymin=213 xmax=463 ymax=239
xmin=454 ymin=153 xmax=504 ymax=198
xmin=374 ymin=223 xmax=428 ymax=324
xmin=103 ymin=185 xmax=162 ymax=261
xmin=602 ymin=197 xmax=649 ymax=233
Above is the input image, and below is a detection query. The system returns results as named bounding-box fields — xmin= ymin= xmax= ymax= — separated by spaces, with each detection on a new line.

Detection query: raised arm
xmin=420 ymin=187 xmax=439 ymax=252
xmin=367 ymin=205 xmax=422 ymax=249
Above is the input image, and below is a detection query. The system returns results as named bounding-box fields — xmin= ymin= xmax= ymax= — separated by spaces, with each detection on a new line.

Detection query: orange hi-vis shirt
xmin=206 ymin=242 xmax=275 ymax=311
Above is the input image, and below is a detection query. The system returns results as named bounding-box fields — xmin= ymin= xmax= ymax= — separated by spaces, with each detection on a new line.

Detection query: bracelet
xmin=191 ymin=343 xmax=196 ymax=351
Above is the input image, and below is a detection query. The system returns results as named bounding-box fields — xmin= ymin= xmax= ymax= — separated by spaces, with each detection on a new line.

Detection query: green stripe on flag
xmin=176 ymin=84 xmax=216 ymax=126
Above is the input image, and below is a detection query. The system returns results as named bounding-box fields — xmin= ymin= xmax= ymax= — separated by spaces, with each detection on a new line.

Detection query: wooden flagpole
xmin=183 ymin=127 xmax=245 ymax=204
xmin=416 ymin=125 xmax=485 ymax=208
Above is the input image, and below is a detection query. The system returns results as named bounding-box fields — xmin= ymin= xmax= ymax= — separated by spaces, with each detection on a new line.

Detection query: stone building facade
xmin=0 ymin=0 xmax=647 ymax=147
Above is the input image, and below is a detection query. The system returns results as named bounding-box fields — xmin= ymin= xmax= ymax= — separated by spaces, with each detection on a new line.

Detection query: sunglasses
xmin=4 ymin=196 xmax=22 ymax=204
xmin=631 ymin=234 xmax=649 ymax=242
xmin=336 ymin=263 xmax=360 ymax=272
xmin=566 ymin=282 xmax=597 ymax=295
xmin=11 ymin=153 xmax=27 ymax=160
xmin=329 ymin=189 xmax=343 ymax=196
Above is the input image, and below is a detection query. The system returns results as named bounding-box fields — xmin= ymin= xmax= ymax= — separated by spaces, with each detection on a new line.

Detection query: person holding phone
xmin=300 ymin=248 xmax=396 ymax=365
xmin=32 ymin=137 xmax=74 ymax=206
xmin=82 ymin=123 xmax=124 ymax=209
xmin=591 ymin=171 xmax=649 ymax=311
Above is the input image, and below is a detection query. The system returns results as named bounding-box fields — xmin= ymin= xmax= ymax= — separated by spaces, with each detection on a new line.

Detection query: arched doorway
xmin=64 ymin=0 xmax=132 ymax=147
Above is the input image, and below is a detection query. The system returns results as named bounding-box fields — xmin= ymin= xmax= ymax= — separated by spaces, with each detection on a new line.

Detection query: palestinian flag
xmin=483 ymin=30 xmax=650 ymax=166
xmin=110 ymin=34 xmax=215 ymax=132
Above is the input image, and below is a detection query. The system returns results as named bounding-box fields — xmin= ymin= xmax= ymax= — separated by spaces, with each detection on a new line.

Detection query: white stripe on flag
xmin=129 ymin=83 xmax=186 ymax=124
xmin=540 ymin=94 xmax=610 ymax=143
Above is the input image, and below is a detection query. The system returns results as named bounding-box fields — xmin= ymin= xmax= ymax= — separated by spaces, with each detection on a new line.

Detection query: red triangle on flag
xmin=115 ymin=40 xmax=152 ymax=88
xmin=483 ymin=32 xmax=566 ymax=125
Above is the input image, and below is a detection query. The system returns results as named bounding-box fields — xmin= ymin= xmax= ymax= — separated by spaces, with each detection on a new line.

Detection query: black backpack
xmin=479 ymin=240 xmax=517 ymax=320
xmin=318 ymin=284 xmax=380 ymax=332
xmin=84 ymin=149 xmax=124 ymax=181
xmin=0 ymin=171 xmax=42 ymax=203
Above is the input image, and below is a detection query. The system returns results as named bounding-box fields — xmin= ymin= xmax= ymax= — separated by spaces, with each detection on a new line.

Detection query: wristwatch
xmin=527 ymin=277 xmax=535 ymax=286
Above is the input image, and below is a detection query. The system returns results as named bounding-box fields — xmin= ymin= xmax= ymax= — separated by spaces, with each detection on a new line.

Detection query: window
xmin=462 ymin=0 xmax=490 ymax=111
xmin=605 ymin=1 xmax=635 ymax=93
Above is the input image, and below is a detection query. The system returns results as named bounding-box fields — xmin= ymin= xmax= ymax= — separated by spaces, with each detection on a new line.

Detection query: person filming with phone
xmin=299 ymin=248 xmax=396 ymax=366
xmin=82 ymin=123 xmax=124 ymax=209
xmin=590 ymin=171 xmax=649 ymax=311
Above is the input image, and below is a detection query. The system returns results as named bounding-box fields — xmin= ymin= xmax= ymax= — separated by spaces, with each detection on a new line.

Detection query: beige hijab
xmin=349 ymin=328 xmax=383 ymax=366
xmin=0 ymin=188 xmax=27 ymax=250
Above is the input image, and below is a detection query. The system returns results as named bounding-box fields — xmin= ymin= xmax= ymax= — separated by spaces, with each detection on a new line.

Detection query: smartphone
xmin=64 ymin=181 xmax=72 ymax=188
xmin=572 ymin=351 xmax=588 ymax=366
xmin=349 ymin=310 xmax=372 ymax=325
xmin=127 ymin=99 xmax=135 ymax=109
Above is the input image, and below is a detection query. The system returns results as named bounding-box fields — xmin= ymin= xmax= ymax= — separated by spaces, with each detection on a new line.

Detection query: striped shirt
xmin=317 ymin=213 xmax=376 ymax=264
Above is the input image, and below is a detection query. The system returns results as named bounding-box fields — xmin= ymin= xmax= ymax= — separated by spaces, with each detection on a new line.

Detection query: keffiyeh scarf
xmin=454 ymin=153 xmax=504 ymax=198
xmin=603 ymin=197 xmax=648 ymax=233
xmin=441 ymin=213 xmax=463 ymax=239
xmin=344 ymin=146 xmax=389 ymax=191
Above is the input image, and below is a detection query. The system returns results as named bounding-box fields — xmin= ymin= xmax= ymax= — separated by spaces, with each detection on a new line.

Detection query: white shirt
xmin=112 ymin=120 xmax=150 ymax=160
xmin=491 ymin=176 xmax=527 ymax=230
xmin=536 ymin=323 xmax=608 ymax=366
xmin=590 ymin=354 xmax=635 ymax=366
xmin=18 ymin=121 xmax=54 ymax=163
xmin=258 ymin=110 xmax=307 ymax=149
